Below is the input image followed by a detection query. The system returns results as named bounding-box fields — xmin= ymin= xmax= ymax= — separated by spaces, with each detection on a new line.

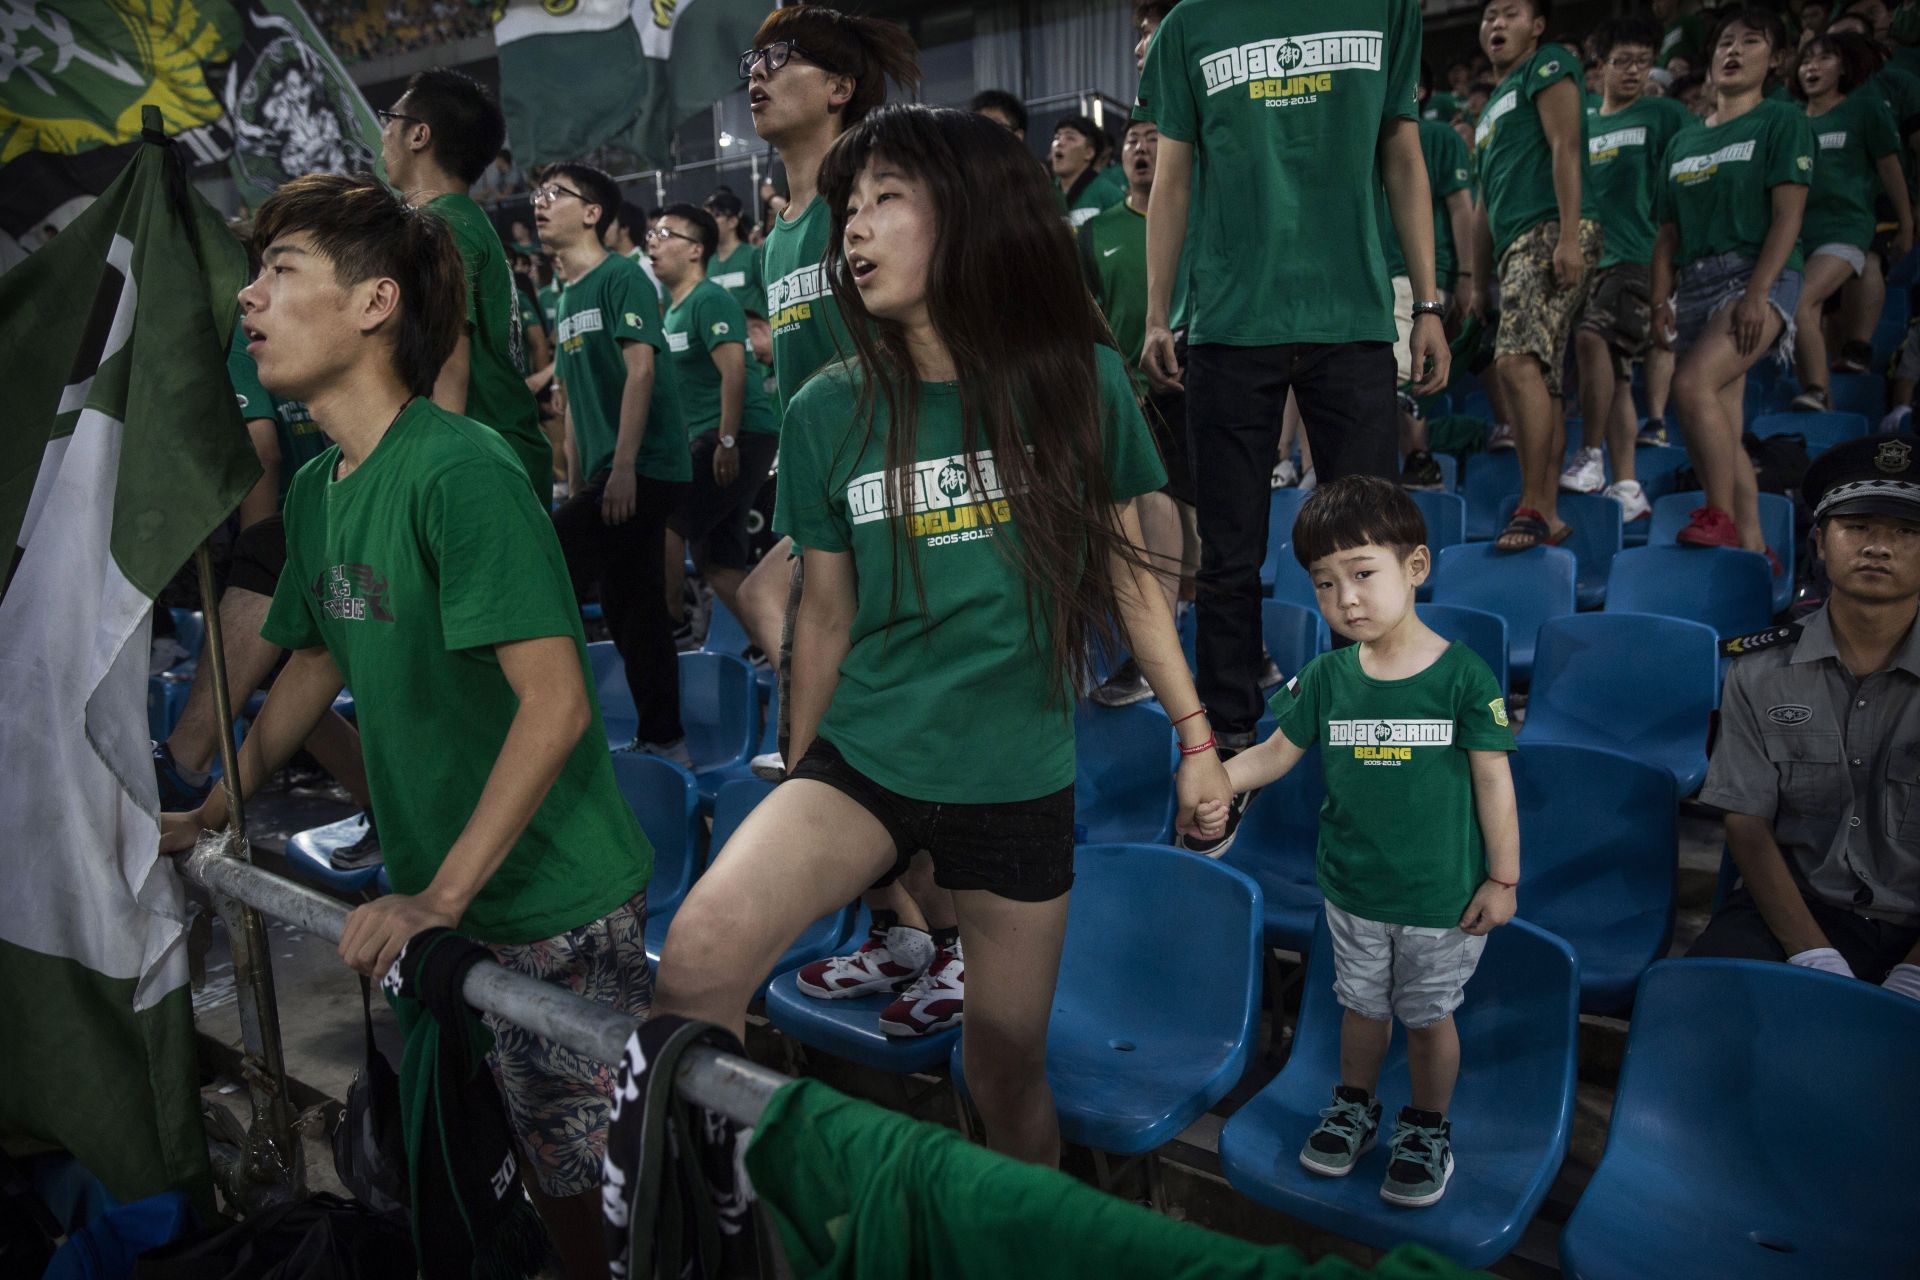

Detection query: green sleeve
xmin=1768 ymin=108 xmax=1816 ymax=189
xmin=1132 ymin=4 xmax=1195 ymax=142
xmin=1096 ymin=346 xmax=1165 ymax=501
xmin=1454 ymin=653 xmax=1517 ymax=751
xmin=1384 ymin=0 xmax=1422 ymax=123
xmin=1521 ymin=46 xmax=1581 ymax=104
xmin=1078 ymin=219 xmax=1104 ymax=299
xmin=438 ymin=209 xmax=484 ymax=328
xmin=428 ymin=458 xmax=582 ymax=652
xmin=609 ymin=268 xmax=661 ymax=349
xmin=260 ymin=474 xmax=323 ymax=651
xmin=226 ymin=328 xmax=273 ymax=423
xmin=771 ymin=380 xmax=852 ymax=553
xmin=1866 ymin=91 xmax=1902 ymax=159
xmin=1436 ymin=129 xmax=1472 ymax=198
xmin=1269 ymin=655 xmax=1324 ymax=748
xmin=1654 ymin=136 xmax=1675 ymax=229
xmin=693 ymin=287 xmax=747 ymax=354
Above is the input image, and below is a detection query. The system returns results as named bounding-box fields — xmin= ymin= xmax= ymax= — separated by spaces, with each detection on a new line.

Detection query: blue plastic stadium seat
xmin=1262 ymin=600 xmax=1329 ymax=685
xmin=1647 ymin=491 xmax=1796 ymax=612
xmin=591 ymin=643 xmax=758 ymax=803
xmin=1269 ymin=541 xmax=1317 ymax=610
xmin=1750 ymin=409 xmax=1871 ymax=458
xmin=166 ymin=608 xmax=205 ymax=667
xmin=1218 ymin=915 xmax=1578 ymax=1269
xmin=950 ymin=843 xmax=1263 ymax=1155
xmin=283 ymin=811 xmax=384 ymax=896
xmin=1074 ymin=701 xmax=1176 ymax=845
xmin=609 ymin=752 xmax=701 ymax=919
xmin=1495 ymin=493 xmax=1623 ymax=609
xmin=1415 ymin=603 xmax=1509 ymax=698
xmin=704 ymin=599 xmax=773 ymax=696
xmin=766 ymin=928 xmax=960 ymax=1074
xmin=147 ymin=675 xmax=190 ymax=742
xmin=1826 ymin=374 xmax=1886 ymax=421
xmin=1604 ymin=545 xmax=1773 ymax=639
xmin=1431 ymin=543 xmax=1576 ymax=683
xmin=1511 ymin=744 xmax=1678 ymax=1013
xmin=1410 ymin=489 xmax=1467 ymax=553
xmin=587 ymin=640 xmax=635 ymax=746
xmin=1522 ymin=613 xmax=1719 ymax=794
xmin=1620 ymin=446 xmax=1693 ymax=547
xmin=1560 ymin=960 xmax=1920 ymax=1279
xmin=1260 ymin=489 xmax=1311 ymax=594
xmin=1220 ymin=746 xmax=1325 ymax=951
xmin=1460 ymin=389 xmax=1493 ymax=422
xmin=1462 ymin=450 xmax=1523 ymax=542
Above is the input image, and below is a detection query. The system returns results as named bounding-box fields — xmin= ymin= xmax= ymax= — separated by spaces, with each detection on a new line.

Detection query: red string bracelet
xmin=1178 ymin=736 xmax=1218 ymax=757
xmin=1171 ymin=706 xmax=1207 ymax=727
xmin=1486 ymin=876 xmax=1519 ymax=889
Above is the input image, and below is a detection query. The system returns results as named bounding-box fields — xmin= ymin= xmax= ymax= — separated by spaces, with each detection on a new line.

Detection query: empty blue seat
xmin=678 ymin=651 xmax=759 ymax=802
xmin=1560 ymin=959 xmax=1920 ymax=1279
xmin=147 ymin=675 xmax=189 ymax=742
xmin=1462 ymin=449 xmax=1523 ymax=542
xmin=1268 ymin=541 xmax=1317 ymax=610
xmin=1629 ymin=444 xmax=1692 ymax=500
xmin=1416 ymin=603 xmax=1510 ymax=698
xmin=1750 ymin=409 xmax=1870 ymax=457
xmin=1074 ymin=701 xmax=1176 ymax=845
xmin=1262 ymin=600 xmax=1329 ymax=684
xmin=284 ymin=811 xmax=384 ymax=896
xmin=1511 ymin=744 xmax=1678 ymax=1013
xmin=700 ymin=683 xmax=780 ymax=796
xmin=1604 ymin=545 xmax=1773 ymax=639
xmin=1826 ymin=374 xmax=1885 ymax=421
xmin=1260 ymin=489 xmax=1311 ymax=594
xmin=1523 ymin=613 xmax=1718 ymax=794
xmin=610 ymin=752 xmax=701 ymax=919
xmin=950 ymin=843 xmax=1263 ymax=1155
xmin=1220 ymin=745 xmax=1325 ymax=951
xmin=1647 ymin=490 xmax=1796 ymax=612
xmin=1431 ymin=543 xmax=1576 ymax=683
xmin=702 ymin=598 xmax=752 ymax=659
xmin=1410 ymin=489 xmax=1467 ymax=552
xmin=1495 ymin=493 xmax=1623 ymax=609
xmin=587 ymin=640 xmax=635 ymax=745
xmin=1218 ymin=914 xmax=1578 ymax=1269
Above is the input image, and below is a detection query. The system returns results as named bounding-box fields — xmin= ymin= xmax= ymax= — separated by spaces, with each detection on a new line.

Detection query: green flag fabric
xmin=0 ymin=108 xmax=260 ymax=1212
xmin=224 ymin=0 xmax=385 ymax=193
xmin=495 ymin=0 xmax=765 ymax=168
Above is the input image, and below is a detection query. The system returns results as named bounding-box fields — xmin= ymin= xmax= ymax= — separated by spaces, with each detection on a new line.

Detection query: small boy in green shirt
xmin=1195 ymin=476 xmax=1522 ymax=1208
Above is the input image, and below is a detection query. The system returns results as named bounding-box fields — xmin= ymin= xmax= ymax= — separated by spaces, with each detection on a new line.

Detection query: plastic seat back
xmin=1269 ymin=541 xmax=1317 ymax=609
xmin=1410 ymin=489 xmax=1466 ymax=552
xmin=1647 ymin=490 xmax=1796 ymax=611
xmin=1603 ymin=545 xmax=1773 ymax=638
xmin=1749 ymin=409 xmax=1870 ymax=456
xmin=1074 ymin=701 xmax=1176 ymax=845
xmin=1221 ymin=744 xmax=1325 ymax=950
xmin=1560 ymin=960 xmax=1920 ymax=1279
xmin=1416 ymin=603 xmax=1510 ymax=698
xmin=1260 ymin=600 xmax=1329 ymax=684
xmin=1462 ymin=449 xmax=1523 ymax=541
xmin=1510 ymin=743 xmax=1678 ymax=1012
xmin=1825 ymin=375 xmax=1885 ymax=421
xmin=702 ymin=599 xmax=752 ymax=659
xmin=587 ymin=640 xmax=637 ymax=746
xmin=677 ymin=650 xmax=757 ymax=775
xmin=1631 ymin=445 xmax=1693 ymax=500
xmin=1431 ymin=543 xmax=1576 ymax=682
xmin=1496 ymin=492 xmax=1623 ymax=609
xmin=609 ymin=752 xmax=700 ymax=915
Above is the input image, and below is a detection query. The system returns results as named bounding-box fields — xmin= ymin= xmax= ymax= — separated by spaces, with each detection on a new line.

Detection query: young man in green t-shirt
xmin=1563 ymin=17 xmax=1691 ymax=521
xmin=649 ymin=203 xmax=780 ymax=639
xmin=1471 ymin=0 xmax=1601 ymax=552
xmin=1134 ymin=0 xmax=1450 ymax=854
xmin=540 ymin=161 xmax=692 ymax=764
xmin=160 ymin=174 xmax=652 ymax=1280
xmin=1053 ymin=114 xmax=1123 ymax=227
xmin=377 ymin=69 xmax=548 ymax=498
xmin=1198 ymin=476 xmax=1519 ymax=1208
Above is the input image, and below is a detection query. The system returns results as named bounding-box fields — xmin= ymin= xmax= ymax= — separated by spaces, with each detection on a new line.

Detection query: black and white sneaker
xmin=1180 ymin=787 xmax=1255 ymax=858
xmin=330 ymin=813 xmax=384 ymax=872
xmin=1401 ymin=450 xmax=1444 ymax=490
xmin=1089 ymin=658 xmax=1154 ymax=708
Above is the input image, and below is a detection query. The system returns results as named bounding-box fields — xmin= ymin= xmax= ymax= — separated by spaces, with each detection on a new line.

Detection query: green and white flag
xmin=495 ymin=0 xmax=766 ymax=168
xmin=0 ymin=107 xmax=260 ymax=1211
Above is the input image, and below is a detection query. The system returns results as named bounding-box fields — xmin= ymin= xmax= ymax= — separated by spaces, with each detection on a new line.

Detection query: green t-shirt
xmin=1586 ymin=94 xmax=1693 ymax=268
xmin=227 ymin=327 xmax=326 ymax=503
xmin=425 ymin=194 xmax=546 ymax=497
xmin=762 ymin=195 xmax=854 ymax=412
xmin=1379 ymin=117 xmax=1473 ymax=285
xmin=1658 ymin=98 xmax=1816 ymax=270
xmin=1133 ymin=0 xmax=1421 ymax=346
xmin=662 ymin=278 xmax=777 ymax=439
xmin=1077 ymin=198 xmax=1151 ymax=395
xmin=773 ymin=346 xmax=1166 ymax=803
xmin=1659 ymin=12 xmax=1706 ymax=69
xmin=1270 ymin=643 xmax=1515 ymax=928
xmin=260 ymin=398 xmax=650 ymax=944
xmin=1802 ymin=90 xmax=1903 ymax=251
xmin=1870 ymin=64 xmax=1920 ymax=137
xmin=708 ymin=240 xmax=773 ymax=385
xmin=1068 ymin=163 xmax=1128 ymax=227
xmin=537 ymin=281 xmax=563 ymax=335
xmin=554 ymin=252 xmax=689 ymax=484
xmin=515 ymin=281 xmax=545 ymax=350
xmin=1474 ymin=43 xmax=1593 ymax=260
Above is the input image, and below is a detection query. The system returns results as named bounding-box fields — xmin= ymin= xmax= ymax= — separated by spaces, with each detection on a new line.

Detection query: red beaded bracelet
xmin=1178 ymin=736 xmax=1217 ymax=757
xmin=1171 ymin=706 xmax=1208 ymax=727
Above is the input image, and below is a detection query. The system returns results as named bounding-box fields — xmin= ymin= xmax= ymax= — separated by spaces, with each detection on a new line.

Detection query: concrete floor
xmin=191 ymin=770 xmax=1727 ymax=1275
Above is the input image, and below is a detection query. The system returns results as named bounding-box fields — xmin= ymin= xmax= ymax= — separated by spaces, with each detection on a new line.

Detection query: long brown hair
xmin=817 ymin=104 xmax=1139 ymax=706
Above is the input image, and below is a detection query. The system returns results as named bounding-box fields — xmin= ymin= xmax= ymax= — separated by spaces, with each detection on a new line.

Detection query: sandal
xmin=1496 ymin=508 xmax=1549 ymax=552
xmin=1547 ymin=521 xmax=1574 ymax=546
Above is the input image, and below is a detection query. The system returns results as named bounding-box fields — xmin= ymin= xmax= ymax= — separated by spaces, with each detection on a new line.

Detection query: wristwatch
xmin=718 ymin=434 xmax=738 ymax=449
xmin=1411 ymin=300 xmax=1447 ymax=319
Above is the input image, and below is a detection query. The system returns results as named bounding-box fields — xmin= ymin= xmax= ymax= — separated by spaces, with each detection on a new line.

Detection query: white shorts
xmin=1391 ymin=276 xmax=1448 ymax=386
xmin=1810 ymin=243 xmax=1867 ymax=278
xmin=1326 ymin=900 xmax=1487 ymax=1029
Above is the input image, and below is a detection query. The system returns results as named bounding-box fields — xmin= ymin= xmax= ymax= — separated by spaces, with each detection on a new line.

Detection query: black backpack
xmin=129 ymin=1194 xmax=413 ymax=1280
xmin=330 ymin=978 xmax=410 ymax=1217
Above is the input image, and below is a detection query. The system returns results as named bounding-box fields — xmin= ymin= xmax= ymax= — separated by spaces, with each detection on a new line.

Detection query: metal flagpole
xmin=191 ymin=544 xmax=304 ymax=1208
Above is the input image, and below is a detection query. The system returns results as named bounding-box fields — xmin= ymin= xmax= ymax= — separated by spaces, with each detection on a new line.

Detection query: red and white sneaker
xmin=1676 ymin=506 xmax=1741 ymax=548
xmin=878 ymin=940 xmax=965 ymax=1036
xmin=794 ymin=925 xmax=932 ymax=999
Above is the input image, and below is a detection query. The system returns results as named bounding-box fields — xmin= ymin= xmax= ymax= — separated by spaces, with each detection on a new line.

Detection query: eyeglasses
xmin=645 ymin=226 xmax=703 ymax=247
xmin=1607 ymin=53 xmax=1655 ymax=69
xmin=738 ymin=40 xmax=837 ymax=80
xmin=531 ymin=183 xmax=587 ymax=207
xmin=376 ymin=108 xmax=424 ymax=129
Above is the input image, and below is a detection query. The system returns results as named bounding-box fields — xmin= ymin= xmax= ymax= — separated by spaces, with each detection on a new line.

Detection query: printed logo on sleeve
xmin=1197 ymin=32 xmax=1383 ymax=107
xmin=1490 ymin=698 xmax=1509 ymax=728
xmin=623 ymin=311 xmax=646 ymax=329
xmin=710 ymin=320 xmax=731 ymax=337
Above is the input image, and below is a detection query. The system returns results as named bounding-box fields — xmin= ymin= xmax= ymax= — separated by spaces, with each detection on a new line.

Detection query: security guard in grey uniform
xmin=1689 ymin=434 xmax=1920 ymax=1002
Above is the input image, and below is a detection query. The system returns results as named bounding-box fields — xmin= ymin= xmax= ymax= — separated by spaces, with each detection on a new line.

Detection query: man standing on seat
xmin=378 ymin=69 xmax=549 ymax=497
xmin=1135 ymin=0 xmax=1451 ymax=854
xmin=1690 ymin=435 xmax=1920 ymax=1002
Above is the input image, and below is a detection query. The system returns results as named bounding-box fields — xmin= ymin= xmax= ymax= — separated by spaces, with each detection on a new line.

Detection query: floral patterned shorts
xmin=483 ymin=891 xmax=652 ymax=1197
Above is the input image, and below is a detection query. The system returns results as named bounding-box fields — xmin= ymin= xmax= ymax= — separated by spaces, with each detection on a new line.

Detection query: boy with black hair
xmin=1563 ymin=16 xmax=1692 ymax=521
xmin=1053 ymin=113 xmax=1124 ymax=226
xmin=969 ymin=88 xmax=1029 ymax=137
xmin=160 ymin=173 xmax=653 ymax=1280
xmin=379 ymin=67 xmax=547 ymax=495
xmin=538 ymin=161 xmax=692 ymax=765
xmin=1197 ymin=474 xmax=1519 ymax=1208
xmin=651 ymin=202 xmax=779 ymax=637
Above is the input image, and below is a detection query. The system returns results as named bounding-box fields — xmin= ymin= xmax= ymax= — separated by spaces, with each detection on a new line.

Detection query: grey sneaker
xmin=1299 ymin=1086 xmax=1382 ymax=1177
xmin=1379 ymin=1109 xmax=1454 ymax=1207
xmin=625 ymin=737 xmax=694 ymax=768
xmin=750 ymin=750 xmax=786 ymax=782
xmin=1089 ymin=658 xmax=1154 ymax=708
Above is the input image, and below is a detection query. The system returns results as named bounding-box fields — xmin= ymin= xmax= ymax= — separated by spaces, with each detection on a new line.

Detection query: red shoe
xmin=1766 ymin=547 xmax=1784 ymax=576
xmin=877 ymin=941 xmax=965 ymax=1036
xmin=794 ymin=926 xmax=931 ymax=999
xmin=1676 ymin=506 xmax=1741 ymax=548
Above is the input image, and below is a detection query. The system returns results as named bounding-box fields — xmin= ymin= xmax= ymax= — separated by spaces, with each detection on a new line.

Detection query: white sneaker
xmin=1487 ymin=421 xmax=1516 ymax=451
xmin=794 ymin=925 xmax=934 ymax=998
xmin=1272 ymin=458 xmax=1300 ymax=489
xmin=749 ymin=750 xmax=785 ymax=782
xmin=1559 ymin=446 xmax=1607 ymax=494
xmin=1604 ymin=479 xmax=1651 ymax=523
xmin=625 ymin=737 xmax=693 ymax=768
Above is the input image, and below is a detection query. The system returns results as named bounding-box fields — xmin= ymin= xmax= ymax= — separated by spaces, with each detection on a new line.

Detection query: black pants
xmin=1688 ymin=886 xmax=1920 ymax=985
xmin=553 ymin=474 xmax=685 ymax=745
xmin=1185 ymin=341 xmax=1398 ymax=736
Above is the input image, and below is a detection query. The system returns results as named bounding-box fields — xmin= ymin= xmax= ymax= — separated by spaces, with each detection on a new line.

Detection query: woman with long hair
xmin=651 ymin=105 xmax=1231 ymax=1165
xmin=1653 ymin=6 xmax=1816 ymax=556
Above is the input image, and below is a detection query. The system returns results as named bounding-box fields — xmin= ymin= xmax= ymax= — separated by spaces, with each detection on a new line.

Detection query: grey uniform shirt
xmin=1700 ymin=605 xmax=1920 ymax=926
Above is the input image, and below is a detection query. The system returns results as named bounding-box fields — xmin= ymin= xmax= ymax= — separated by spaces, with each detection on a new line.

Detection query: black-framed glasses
xmin=376 ymin=108 xmax=423 ymax=129
xmin=738 ymin=40 xmax=836 ymax=79
xmin=531 ymin=183 xmax=587 ymax=207
xmin=645 ymin=226 xmax=703 ymax=247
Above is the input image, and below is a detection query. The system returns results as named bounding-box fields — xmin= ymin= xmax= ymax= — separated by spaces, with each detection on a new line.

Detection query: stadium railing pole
xmin=176 ymin=833 xmax=788 ymax=1127
xmin=191 ymin=542 xmax=305 ymax=1208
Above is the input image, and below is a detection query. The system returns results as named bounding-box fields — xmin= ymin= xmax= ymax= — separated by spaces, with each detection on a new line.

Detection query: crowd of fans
xmin=310 ymin=0 xmax=490 ymax=63
xmin=102 ymin=0 xmax=1920 ymax=1272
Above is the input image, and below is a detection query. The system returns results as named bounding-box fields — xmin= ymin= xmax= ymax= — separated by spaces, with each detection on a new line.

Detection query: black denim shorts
xmin=790 ymin=737 xmax=1077 ymax=902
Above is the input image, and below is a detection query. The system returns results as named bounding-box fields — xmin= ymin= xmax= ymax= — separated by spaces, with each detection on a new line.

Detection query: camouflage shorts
xmin=1494 ymin=218 xmax=1604 ymax=397
xmin=483 ymin=890 xmax=652 ymax=1197
xmin=1577 ymin=261 xmax=1653 ymax=380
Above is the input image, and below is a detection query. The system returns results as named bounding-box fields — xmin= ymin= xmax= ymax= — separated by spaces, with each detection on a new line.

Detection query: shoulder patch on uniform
xmin=1490 ymin=697 xmax=1510 ymax=728
xmin=623 ymin=311 xmax=644 ymax=329
xmin=1767 ymin=704 xmax=1814 ymax=726
xmin=1721 ymin=622 xmax=1802 ymax=659
xmin=1540 ymin=59 xmax=1561 ymax=77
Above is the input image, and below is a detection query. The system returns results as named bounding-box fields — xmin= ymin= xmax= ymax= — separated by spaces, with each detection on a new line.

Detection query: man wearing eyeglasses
xmin=378 ymin=70 xmax=549 ymax=497
xmin=537 ymin=163 xmax=692 ymax=766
